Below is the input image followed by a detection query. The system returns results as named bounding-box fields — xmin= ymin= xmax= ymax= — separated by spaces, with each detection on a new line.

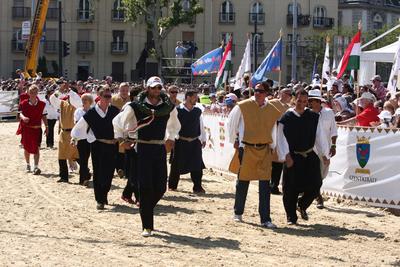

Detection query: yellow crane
xmin=24 ymin=0 xmax=50 ymax=78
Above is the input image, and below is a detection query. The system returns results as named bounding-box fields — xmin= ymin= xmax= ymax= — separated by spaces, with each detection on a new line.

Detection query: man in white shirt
xmin=308 ymin=89 xmax=338 ymax=209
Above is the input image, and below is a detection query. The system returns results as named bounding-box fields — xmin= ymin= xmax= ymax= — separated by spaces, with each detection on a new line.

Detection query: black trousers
xmin=46 ymin=119 xmax=57 ymax=148
xmin=77 ymin=140 xmax=91 ymax=184
xmin=270 ymin=162 xmax=283 ymax=190
xmin=122 ymin=148 xmax=139 ymax=201
xmin=282 ymin=185 xmax=320 ymax=223
xmin=91 ymin=141 xmax=117 ymax=205
xmin=136 ymin=143 xmax=167 ymax=230
xmin=168 ymin=165 xmax=203 ymax=191
xmin=115 ymin=152 xmax=125 ymax=174
xmin=59 ymin=159 xmax=69 ymax=181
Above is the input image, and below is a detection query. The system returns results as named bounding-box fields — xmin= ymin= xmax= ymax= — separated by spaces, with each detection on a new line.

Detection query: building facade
xmin=0 ymin=0 xmax=338 ymax=83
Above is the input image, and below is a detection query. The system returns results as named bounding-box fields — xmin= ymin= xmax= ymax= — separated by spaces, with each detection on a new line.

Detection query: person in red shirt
xmin=18 ymin=85 xmax=48 ymax=174
xmin=338 ymin=92 xmax=379 ymax=127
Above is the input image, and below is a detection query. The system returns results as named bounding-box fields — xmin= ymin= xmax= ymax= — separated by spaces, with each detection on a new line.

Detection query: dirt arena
xmin=0 ymin=121 xmax=399 ymax=266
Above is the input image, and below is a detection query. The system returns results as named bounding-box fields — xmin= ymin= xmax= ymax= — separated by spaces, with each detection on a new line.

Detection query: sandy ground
xmin=0 ymin=121 xmax=399 ymax=267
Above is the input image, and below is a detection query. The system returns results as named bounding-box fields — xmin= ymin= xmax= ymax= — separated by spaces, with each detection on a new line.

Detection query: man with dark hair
xmin=168 ymin=90 xmax=207 ymax=193
xmin=113 ymin=76 xmax=180 ymax=237
xmin=277 ymin=90 xmax=330 ymax=225
xmin=71 ymin=86 xmax=120 ymax=210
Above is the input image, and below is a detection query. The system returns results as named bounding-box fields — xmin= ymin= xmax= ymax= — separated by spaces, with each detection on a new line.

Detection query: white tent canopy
xmin=359 ymin=40 xmax=397 ymax=85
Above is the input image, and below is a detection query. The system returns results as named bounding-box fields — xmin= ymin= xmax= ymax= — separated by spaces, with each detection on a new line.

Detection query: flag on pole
xmin=234 ymin=37 xmax=251 ymax=90
xmin=322 ymin=37 xmax=330 ymax=81
xmin=191 ymin=47 xmax=223 ymax=76
xmin=311 ymin=54 xmax=318 ymax=82
xmin=214 ymin=37 xmax=232 ymax=89
xmin=387 ymin=37 xmax=400 ymax=98
xmin=337 ymin=29 xmax=361 ymax=79
xmin=251 ymin=37 xmax=282 ymax=86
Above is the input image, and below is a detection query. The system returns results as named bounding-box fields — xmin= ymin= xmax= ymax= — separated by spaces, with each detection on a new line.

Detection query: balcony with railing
xmin=249 ymin=13 xmax=265 ymax=25
xmin=46 ymin=8 xmax=59 ymax=20
xmin=286 ymin=14 xmax=311 ymax=26
xmin=313 ymin=17 xmax=334 ymax=28
xmin=219 ymin=12 xmax=235 ymax=24
xmin=11 ymin=40 xmax=27 ymax=53
xmin=12 ymin=7 xmax=31 ymax=20
xmin=111 ymin=9 xmax=125 ymax=21
xmin=111 ymin=42 xmax=128 ymax=54
xmin=44 ymin=41 xmax=59 ymax=54
xmin=77 ymin=9 xmax=94 ymax=22
xmin=77 ymin=41 xmax=94 ymax=54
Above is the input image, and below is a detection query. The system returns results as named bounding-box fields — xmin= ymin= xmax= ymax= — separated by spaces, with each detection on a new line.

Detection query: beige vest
xmin=60 ymin=101 xmax=76 ymax=130
xmin=59 ymin=101 xmax=78 ymax=160
xmin=111 ymin=95 xmax=130 ymax=110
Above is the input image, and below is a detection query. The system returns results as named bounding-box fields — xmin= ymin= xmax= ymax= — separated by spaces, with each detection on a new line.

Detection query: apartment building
xmin=0 ymin=0 xmax=338 ymax=83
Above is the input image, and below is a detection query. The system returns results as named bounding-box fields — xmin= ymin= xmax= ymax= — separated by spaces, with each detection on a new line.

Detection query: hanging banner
xmin=22 ymin=21 xmax=31 ymax=40
xmin=322 ymin=126 xmax=400 ymax=208
xmin=0 ymin=91 xmax=19 ymax=114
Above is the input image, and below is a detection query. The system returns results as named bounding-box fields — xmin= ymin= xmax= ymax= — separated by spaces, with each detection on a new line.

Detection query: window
xmin=220 ymin=1 xmax=235 ymax=23
xmin=250 ymin=2 xmax=264 ymax=24
xmin=112 ymin=0 xmax=125 ymax=20
xmin=373 ymin=13 xmax=383 ymax=30
xmin=182 ymin=0 xmax=191 ymax=11
xmin=13 ymin=0 xmax=24 ymax=7
xmin=314 ymin=6 xmax=326 ymax=18
xmin=78 ymin=0 xmax=91 ymax=20
xmin=221 ymin=1 xmax=234 ymax=13
xmin=288 ymin=3 xmax=301 ymax=15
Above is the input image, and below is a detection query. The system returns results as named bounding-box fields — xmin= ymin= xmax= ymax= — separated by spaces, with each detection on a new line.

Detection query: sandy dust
xmin=0 ymin=121 xmax=399 ymax=266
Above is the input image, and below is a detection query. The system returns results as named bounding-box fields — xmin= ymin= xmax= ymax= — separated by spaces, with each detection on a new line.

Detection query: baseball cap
xmin=146 ymin=76 xmax=163 ymax=88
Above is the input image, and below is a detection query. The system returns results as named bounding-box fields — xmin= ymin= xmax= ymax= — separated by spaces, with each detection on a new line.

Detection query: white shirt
xmin=276 ymin=108 xmax=330 ymax=161
xmin=177 ymin=103 xmax=207 ymax=143
xmin=44 ymin=99 xmax=59 ymax=119
xmin=112 ymin=97 xmax=181 ymax=141
xmin=227 ymin=97 xmax=277 ymax=149
xmin=71 ymin=104 xmax=110 ymax=143
xmin=318 ymin=107 xmax=338 ymax=146
xmin=74 ymin=107 xmax=89 ymax=124
xmin=49 ymin=90 xmax=82 ymax=110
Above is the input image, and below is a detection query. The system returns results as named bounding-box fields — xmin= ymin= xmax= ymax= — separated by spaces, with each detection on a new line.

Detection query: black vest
xmin=177 ymin=105 xmax=202 ymax=138
xmin=83 ymin=105 xmax=119 ymax=140
xmin=279 ymin=109 xmax=319 ymax=152
xmin=130 ymin=101 xmax=173 ymax=141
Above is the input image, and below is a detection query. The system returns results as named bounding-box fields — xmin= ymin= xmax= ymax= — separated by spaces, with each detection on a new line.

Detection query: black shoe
xmin=287 ymin=220 xmax=297 ymax=225
xmin=316 ymin=195 xmax=324 ymax=209
xmin=96 ymin=203 xmax=105 ymax=210
xmin=270 ymin=187 xmax=282 ymax=195
xmin=297 ymin=207 xmax=309 ymax=221
xmin=193 ymin=187 xmax=206 ymax=194
xmin=57 ymin=178 xmax=68 ymax=183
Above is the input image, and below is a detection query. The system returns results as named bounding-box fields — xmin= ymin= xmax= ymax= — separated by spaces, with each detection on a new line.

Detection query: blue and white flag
xmin=191 ymin=47 xmax=223 ymax=76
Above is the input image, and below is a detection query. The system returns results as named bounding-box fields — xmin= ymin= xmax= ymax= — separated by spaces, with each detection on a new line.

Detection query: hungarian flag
xmin=214 ymin=37 xmax=232 ymax=89
xmin=337 ymin=30 xmax=361 ymax=78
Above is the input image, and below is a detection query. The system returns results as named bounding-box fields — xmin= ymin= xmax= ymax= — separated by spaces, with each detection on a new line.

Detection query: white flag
xmin=234 ymin=38 xmax=251 ymax=90
xmin=322 ymin=41 xmax=330 ymax=81
xmin=387 ymin=37 xmax=400 ymax=98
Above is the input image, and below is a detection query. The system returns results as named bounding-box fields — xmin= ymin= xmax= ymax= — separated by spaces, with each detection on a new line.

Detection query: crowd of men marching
xmin=13 ymin=67 xmax=400 ymax=237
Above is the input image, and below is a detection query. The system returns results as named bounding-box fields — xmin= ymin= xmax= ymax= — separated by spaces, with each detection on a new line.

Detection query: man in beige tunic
xmin=50 ymin=81 xmax=81 ymax=183
xmin=227 ymin=83 xmax=281 ymax=228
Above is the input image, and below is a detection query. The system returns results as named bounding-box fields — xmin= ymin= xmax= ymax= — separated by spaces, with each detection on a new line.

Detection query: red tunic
xmin=18 ymin=99 xmax=46 ymax=154
xmin=356 ymin=104 xmax=379 ymax=127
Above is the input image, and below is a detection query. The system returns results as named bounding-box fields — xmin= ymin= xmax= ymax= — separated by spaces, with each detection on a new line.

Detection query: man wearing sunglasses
xmin=71 ymin=86 xmax=120 ymax=210
xmin=113 ymin=76 xmax=181 ymax=237
xmin=227 ymin=83 xmax=282 ymax=229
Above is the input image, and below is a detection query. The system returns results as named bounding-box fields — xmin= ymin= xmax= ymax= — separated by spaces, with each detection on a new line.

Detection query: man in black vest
xmin=113 ymin=76 xmax=181 ymax=237
xmin=168 ymin=90 xmax=206 ymax=193
xmin=71 ymin=86 xmax=120 ymax=210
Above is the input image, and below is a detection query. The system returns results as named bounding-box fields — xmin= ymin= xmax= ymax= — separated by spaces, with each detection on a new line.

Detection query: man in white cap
xmin=370 ymin=75 xmax=387 ymax=101
xmin=308 ymin=89 xmax=337 ymax=209
xmin=339 ymin=92 xmax=379 ymax=127
xmin=113 ymin=76 xmax=181 ymax=237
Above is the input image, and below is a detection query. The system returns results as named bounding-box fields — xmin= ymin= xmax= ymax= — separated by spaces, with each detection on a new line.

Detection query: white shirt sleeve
xmin=277 ymin=122 xmax=290 ymax=162
xmin=71 ymin=117 xmax=96 ymax=143
xmin=227 ymin=105 xmax=241 ymax=144
xmin=329 ymin=110 xmax=338 ymax=138
xmin=165 ymin=107 xmax=181 ymax=141
xmin=49 ymin=92 xmax=61 ymax=110
xmin=270 ymin=123 xmax=277 ymax=150
xmin=112 ymin=105 xmax=137 ymax=139
xmin=68 ymin=90 xmax=83 ymax=109
xmin=314 ymin=120 xmax=330 ymax=159
xmin=199 ymin=115 xmax=207 ymax=143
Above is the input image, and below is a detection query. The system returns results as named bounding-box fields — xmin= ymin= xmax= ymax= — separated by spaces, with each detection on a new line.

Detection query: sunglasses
xmin=254 ymin=89 xmax=266 ymax=93
xmin=151 ymin=86 xmax=162 ymax=90
xmin=102 ymin=94 xmax=112 ymax=99
xmin=169 ymin=91 xmax=178 ymax=94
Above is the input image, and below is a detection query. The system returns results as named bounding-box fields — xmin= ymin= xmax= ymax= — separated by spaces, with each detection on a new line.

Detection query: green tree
xmin=122 ymin=0 xmax=203 ymax=76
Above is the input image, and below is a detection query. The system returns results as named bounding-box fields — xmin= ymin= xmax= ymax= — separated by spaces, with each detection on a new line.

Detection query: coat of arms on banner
xmin=356 ymin=136 xmax=370 ymax=174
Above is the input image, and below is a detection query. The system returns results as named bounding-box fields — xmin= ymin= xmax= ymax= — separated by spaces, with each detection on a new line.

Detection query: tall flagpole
xmin=355 ymin=20 xmax=362 ymax=116
xmin=279 ymin=28 xmax=283 ymax=88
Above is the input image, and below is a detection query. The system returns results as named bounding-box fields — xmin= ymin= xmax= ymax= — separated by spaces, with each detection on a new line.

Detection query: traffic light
xmin=63 ymin=41 xmax=70 ymax=57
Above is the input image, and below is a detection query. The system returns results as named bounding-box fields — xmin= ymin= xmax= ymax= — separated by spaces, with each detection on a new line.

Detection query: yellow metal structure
xmin=23 ymin=0 xmax=50 ymax=78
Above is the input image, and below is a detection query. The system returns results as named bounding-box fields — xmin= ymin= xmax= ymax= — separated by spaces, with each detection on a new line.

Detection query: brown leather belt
xmin=62 ymin=128 xmax=72 ymax=132
xmin=26 ymin=125 xmax=41 ymax=129
xmin=179 ymin=136 xmax=199 ymax=142
xmin=242 ymin=141 xmax=269 ymax=148
xmin=97 ymin=139 xmax=118 ymax=145
xmin=294 ymin=148 xmax=314 ymax=158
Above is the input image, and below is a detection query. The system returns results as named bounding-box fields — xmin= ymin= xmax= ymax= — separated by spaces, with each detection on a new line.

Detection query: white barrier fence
xmin=202 ymin=114 xmax=400 ymax=209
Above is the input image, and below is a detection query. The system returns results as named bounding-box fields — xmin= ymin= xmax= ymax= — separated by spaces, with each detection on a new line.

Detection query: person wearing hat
xmin=168 ymin=89 xmax=207 ymax=193
xmin=227 ymin=82 xmax=282 ymax=229
xmin=370 ymin=75 xmax=387 ymax=102
xmin=308 ymin=89 xmax=337 ymax=209
xmin=269 ymin=88 xmax=293 ymax=195
xmin=376 ymin=110 xmax=393 ymax=128
xmin=338 ymin=92 xmax=379 ymax=127
xmin=113 ymin=76 xmax=181 ymax=237
xmin=50 ymin=81 xmax=82 ymax=183
xmin=277 ymin=90 xmax=330 ymax=225
xmin=71 ymin=86 xmax=120 ymax=209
